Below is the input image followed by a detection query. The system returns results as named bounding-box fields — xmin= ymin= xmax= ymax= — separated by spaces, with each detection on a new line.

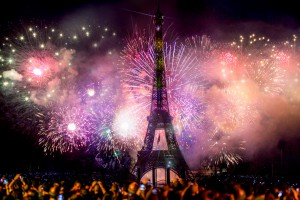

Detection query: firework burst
xmin=37 ymin=105 xmax=96 ymax=154
xmin=120 ymin=33 xmax=207 ymax=148
xmin=204 ymin=127 xmax=245 ymax=167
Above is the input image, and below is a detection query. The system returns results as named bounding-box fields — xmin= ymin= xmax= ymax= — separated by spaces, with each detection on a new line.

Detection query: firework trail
xmin=205 ymin=127 xmax=245 ymax=167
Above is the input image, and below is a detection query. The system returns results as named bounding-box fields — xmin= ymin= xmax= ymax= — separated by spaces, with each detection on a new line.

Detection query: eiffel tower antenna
xmin=120 ymin=3 xmax=175 ymax=20
xmin=132 ymin=5 xmax=193 ymax=186
xmin=120 ymin=8 xmax=153 ymax=17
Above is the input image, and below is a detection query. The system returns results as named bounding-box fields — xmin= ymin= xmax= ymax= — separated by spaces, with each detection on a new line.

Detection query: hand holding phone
xmin=139 ymin=184 xmax=145 ymax=191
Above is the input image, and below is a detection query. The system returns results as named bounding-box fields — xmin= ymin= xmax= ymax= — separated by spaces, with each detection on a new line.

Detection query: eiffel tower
xmin=133 ymin=7 xmax=193 ymax=186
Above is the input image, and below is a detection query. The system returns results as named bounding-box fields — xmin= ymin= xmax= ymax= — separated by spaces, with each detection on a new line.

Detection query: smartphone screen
xmin=58 ymin=194 xmax=63 ymax=200
xmin=139 ymin=184 xmax=145 ymax=191
xmin=152 ymin=188 xmax=158 ymax=194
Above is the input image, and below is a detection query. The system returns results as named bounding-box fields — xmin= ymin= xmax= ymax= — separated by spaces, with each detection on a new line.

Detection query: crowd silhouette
xmin=0 ymin=172 xmax=299 ymax=200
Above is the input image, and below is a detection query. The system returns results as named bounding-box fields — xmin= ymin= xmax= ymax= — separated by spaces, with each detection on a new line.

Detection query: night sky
xmin=1 ymin=0 xmax=300 ymax=175
xmin=1 ymin=0 xmax=300 ymax=37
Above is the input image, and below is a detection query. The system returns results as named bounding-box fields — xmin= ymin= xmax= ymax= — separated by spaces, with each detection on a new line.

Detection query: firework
xmin=84 ymin=82 xmax=118 ymax=154
xmin=37 ymin=105 xmax=96 ymax=154
xmin=204 ymin=127 xmax=245 ymax=167
xmin=0 ymin=21 xmax=120 ymax=155
xmin=184 ymin=33 xmax=298 ymax=167
xmin=245 ymin=58 xmax=286 ymax=95
xmin=120 ymin=34 xmax=207 ymax=141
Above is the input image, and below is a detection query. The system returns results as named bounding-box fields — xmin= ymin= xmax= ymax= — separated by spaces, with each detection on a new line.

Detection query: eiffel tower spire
xmin=132 ymin=7 xmax=193 ymax=185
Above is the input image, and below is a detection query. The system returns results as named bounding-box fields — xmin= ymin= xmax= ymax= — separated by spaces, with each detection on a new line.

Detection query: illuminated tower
xmin=133 ymin=7 xmax=192 ymax=185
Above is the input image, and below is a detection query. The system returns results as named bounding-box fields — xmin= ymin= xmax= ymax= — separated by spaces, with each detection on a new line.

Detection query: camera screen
xmin=58 ymin=194 xmax=63 ymax=200
xmin=152 ymin=188 xmax=158 ymax=194
xmin=140 ymin=184 xmax=145 ymax=191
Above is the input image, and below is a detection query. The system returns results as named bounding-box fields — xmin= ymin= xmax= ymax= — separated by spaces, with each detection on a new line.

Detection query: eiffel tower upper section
xmin=140 ymin=8 xmax=180 ymax=152
xmin=135 ymin=6 xmax=192 ymax=180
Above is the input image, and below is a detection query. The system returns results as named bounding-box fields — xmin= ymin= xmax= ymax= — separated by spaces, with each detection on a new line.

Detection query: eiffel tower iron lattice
xmin=132 ymin=7 xmax=193 ymax=185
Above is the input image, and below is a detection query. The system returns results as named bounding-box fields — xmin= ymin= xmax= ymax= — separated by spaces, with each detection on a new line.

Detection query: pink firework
xmin=37 ymin=105 xmax=96 ymax=154
xmin=19 ymin=52 xmax=60 ymax=87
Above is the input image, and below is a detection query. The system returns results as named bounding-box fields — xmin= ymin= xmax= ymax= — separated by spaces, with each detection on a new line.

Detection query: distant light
xmin=33 ymin=68 xmax=42 ymax=76
xmin=87 ymin=88 xmax=95 ymax=96
xmin=67 ymin=123 xmax=76 ymax=131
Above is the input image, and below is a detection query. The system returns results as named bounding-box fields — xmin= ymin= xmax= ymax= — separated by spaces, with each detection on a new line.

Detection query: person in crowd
xmin=89 ymin=180 xmax=106 ymax=200
xmin=254 ymin=184 xmax=266 ymax=200
xmin=127 ymin=182 xmax=143 ymax=200
xmin=182 ymin=181 xmax=201 ymax=200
